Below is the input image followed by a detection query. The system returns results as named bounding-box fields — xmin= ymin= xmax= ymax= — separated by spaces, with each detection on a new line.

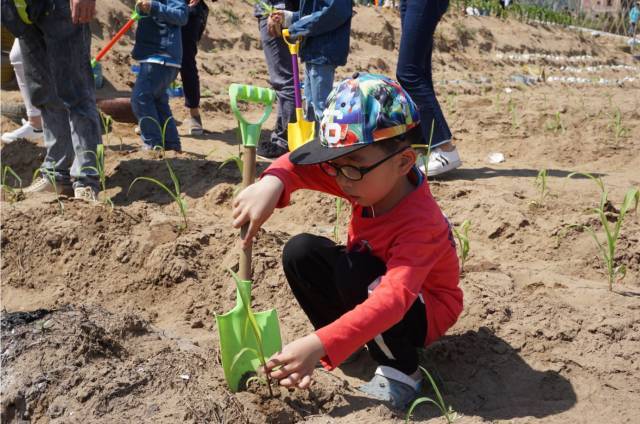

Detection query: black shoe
xmin=257 ymin=141 xmax=288 ymax=159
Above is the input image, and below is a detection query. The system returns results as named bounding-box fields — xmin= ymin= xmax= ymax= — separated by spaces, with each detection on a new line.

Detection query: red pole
xmin=91 ymin=11 xmax=140 ymax=67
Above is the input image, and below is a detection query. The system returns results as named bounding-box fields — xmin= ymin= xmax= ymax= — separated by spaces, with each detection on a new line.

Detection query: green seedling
xmin=1 ymin=165 xmax=24 ymax=203
xmin=246 ymin=0 xmax=276 ymax=14
xmin=412 ymin=119 xmax=435 ymax=179
xmin=508 ymin=98 xmax=518 ymax=130
xmin=99 ymin=111 xmax=113 ymax=145
xmin=452 ymin=220 xmax=471 ymax=272
xmin=446 ymin=93 xmax=457 ymax=115
xmin=494 ymin=91 xmax=502 ymax=112
xmin=138 ymin=116 xmax=174 ymax=157
xmin=227 ymin=269 xmax=275 ymax=397
xmin=545 ymin=112 xmax=564 ymax=134
xmin=221 ymin=7 xmax=240 ymax=24
xmin=128 ymin=160 xmax=188 ymax=230
xmin=567 ymin=171 xmax=605 ymax=209
xmin=532 ymin=168 xmax=550 ymax=206
xmin=561 ymin=188 xmax=639 ymax=291
xmin=608 ymin=107 xmax=629 ymax=143
xmin=33 ymin=168 xmax=64 ymax=214
xmin=81 ymin=144 xmax=112 ymax=209
xmin=406 ymin=366 xmax=458 ymax=424
xmin=333 ymin=197 xmax=344 ymax=242
xmin=219 ymin=154 xmax=244 ymax=174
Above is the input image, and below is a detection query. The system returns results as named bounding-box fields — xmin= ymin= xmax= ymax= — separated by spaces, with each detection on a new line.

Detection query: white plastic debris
xmin=504 ymin=88 xmax=513 ymax=94
xmin=487 ymin=152 xmax=505 ymax=164
xmin=180 ymin=374 xmax=190 ymax=380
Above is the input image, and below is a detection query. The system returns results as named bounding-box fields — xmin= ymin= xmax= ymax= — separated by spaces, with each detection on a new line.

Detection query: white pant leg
xmin=9 ymin=39 xmax=41 ymax=118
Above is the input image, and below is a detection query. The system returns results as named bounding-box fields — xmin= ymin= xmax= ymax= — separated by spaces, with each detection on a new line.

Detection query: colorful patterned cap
xmin=290 ymin=73 xmax=421 ymax=165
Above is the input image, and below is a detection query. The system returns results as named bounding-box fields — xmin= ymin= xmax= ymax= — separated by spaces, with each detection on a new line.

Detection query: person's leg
xmin=258 ymin=16 xmax=295 ymax=155
xmin=282 ymin=233 xmax=350 ymax=329
xmin=19 ymin=28 xmax=74 ymax=189
xmin=181 ymin=9 xmax=203 ymax=134
xmin=154 ymin=67 xmax=181 ymax=151
xmin=9 ymin=39 xmax=42 ymax=128
xmin=33 ymin=0 xmax=101 ymax=192
xmin=396 ymin=0 xmax=451 ymax=148
xmin=132 ymin=63 xmax=165 ymax=148
xmin=306 ymin=63 xmax=336 ymax=124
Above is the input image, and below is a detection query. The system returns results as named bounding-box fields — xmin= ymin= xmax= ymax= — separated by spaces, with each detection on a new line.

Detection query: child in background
xmin=232 ymin=73 xmax=462 ymax=408
xmin=271 ymin=0 xmax=352 ymax=125
xmin=131 ymin=0 xmax=188 ymax=151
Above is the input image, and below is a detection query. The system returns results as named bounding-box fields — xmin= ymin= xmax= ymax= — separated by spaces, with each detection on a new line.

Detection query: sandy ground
xmin=1 ymin=2 xmax=640 ymax=423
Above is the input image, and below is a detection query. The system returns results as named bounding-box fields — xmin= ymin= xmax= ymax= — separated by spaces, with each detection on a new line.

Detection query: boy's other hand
xmin=188 ymin=0 xmax=200 ymax=6
xmin=232 ymin=175 xmax=284 ymax=249
xmin=136 ymin=0 xmax=152 ymax=14
xmin=70 ymin=0 xmax=96 ymax=24
xmin=265 ymin=333 xmax=325 ymax=389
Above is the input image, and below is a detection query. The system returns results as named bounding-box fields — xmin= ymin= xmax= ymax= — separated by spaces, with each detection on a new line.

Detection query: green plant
xmin=128 ymin=160 xmax=188 ymax=230
xmin=567 ymin=172 xmax=605 ymax=208
xmin=412 ymin=119 xmax=435 ymax=179
xmin=33 ymin=168 xmax=64 ymax=214
xmin=452 ymin=220 xmax=471 ymax=272
xmin=532 ymin=168 xmax=550 ymax=206
xmin=333 ymin=197 xmax=344 ymax=242
xmin=545 ymin=112 xmax=564 ymax=134
xmin=221 ymin=7 xmax=240 ymax=24
xmin=561 ymin=188 xmax=639 ymax=291
xmin=406 ymin=366 xmax=458 ymax=423
xmin=99 ymin=111 xmax=113 ymax=145
xmin=228 ymin=269 xmax=275 ymax=397
xmin=138 ymin=116 xmax=174 ymax=157
xmin=219 ymin=154 xmax=244 ymax=174
xmin=507 ymin=98 xmax=518 ymax=129
xmin=1 ymin=165 xmax=24 ymax=203
xmin=82 ymin=144 xmax=113 ymax=209
xmin=608 ymin=107 xmax=629 ymax=143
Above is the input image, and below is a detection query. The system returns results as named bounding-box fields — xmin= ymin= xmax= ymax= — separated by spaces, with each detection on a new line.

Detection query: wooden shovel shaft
xmin=239 ymin=147 xmax=257 ymax=281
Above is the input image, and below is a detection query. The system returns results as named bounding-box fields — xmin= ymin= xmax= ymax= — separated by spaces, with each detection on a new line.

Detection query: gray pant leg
xmin=22 ymin=0 xmax=100 ymax=189
xmin=258 ymin=17 xmax=296 ymax=148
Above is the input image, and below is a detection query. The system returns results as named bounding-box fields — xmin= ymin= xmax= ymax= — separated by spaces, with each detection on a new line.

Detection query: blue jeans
xmin=19 ymin=0 xmax=101 ymax=190
xmin=131 ymin=63 xmax=180 ymax=150
xmin=396 ymin=0 xmax=452 ymax=147
xmin=303 ymin=63 xmax=336 ymax=124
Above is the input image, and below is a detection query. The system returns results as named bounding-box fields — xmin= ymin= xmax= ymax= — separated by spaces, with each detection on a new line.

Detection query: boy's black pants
xmin=282 ymin=233 xmax=427 ymax=375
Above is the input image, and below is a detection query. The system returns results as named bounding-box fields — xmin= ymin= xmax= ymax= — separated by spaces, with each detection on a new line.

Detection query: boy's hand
xmin=136 ymin=0 xmax=152 ymax=14
xmin=232 ymin=175 xmax=284 ymax=249
xmin=188 ymin=0 xmax=200 ymax=6
xmin=70 ymin=0 xmax=96 ymax=24
xmin=265 ymin=333 xmax=325 ymax=389
xmin=267 ymin=14 xmax=283 ymax=38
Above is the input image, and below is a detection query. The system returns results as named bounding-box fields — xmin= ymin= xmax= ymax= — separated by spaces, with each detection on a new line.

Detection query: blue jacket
xmin=132 ymin=0 xmax=188 ymax=65
xmin=289 ymin=0 xmax=352 ymax=66
xmin=630 ymin=6 xmax=640 ymax=24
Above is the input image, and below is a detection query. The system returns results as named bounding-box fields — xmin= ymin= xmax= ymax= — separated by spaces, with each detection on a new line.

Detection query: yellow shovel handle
xmin=281 ymin=29 xmax=300 ymax=55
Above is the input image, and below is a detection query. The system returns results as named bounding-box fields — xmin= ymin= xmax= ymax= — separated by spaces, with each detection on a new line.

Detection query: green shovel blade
xmin=216 ymin=279 xmax=282 ymax=392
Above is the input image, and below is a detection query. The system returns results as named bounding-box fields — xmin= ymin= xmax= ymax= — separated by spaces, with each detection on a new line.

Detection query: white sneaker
xmin=24 ymin=176 xmax=73 ymax=196
xmin=74 ymin=186 xmax=98 ymax=203
xmin=1 ymin=119 xmax=44 ymax=144
xmin=419 ymin=147 xmax=462 ymax=177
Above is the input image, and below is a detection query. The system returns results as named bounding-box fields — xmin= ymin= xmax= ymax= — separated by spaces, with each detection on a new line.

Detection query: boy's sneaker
xmin=74 ymin=186 xmax=98 ymax=203
xmin=188 ymin=116 xmax=204 ymax=136
xmin=257 ymin=141 xmax=288 ymax=160
xmin=1 ymin=119 xmax=44 ymax=144
xmin=358 ymin=366 xmax=421 ymax=409
xmin=419 ymin=147 xmax=462 ymax=177
xmin=24 ymin=176 xmax=73 ymax=196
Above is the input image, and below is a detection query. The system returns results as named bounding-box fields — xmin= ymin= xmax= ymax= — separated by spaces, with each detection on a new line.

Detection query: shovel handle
xmin=282 ymin=30 xmax=303 ymax=110
xmin=239 ymin=146 xmax=257 ymax=281
xmin=92 ymin=10 xmax=141 ymax=68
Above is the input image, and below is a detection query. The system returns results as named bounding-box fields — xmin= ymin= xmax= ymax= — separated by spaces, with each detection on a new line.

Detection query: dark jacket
xmin=132 ymin=0 xmax=188 ymax=64
xmin=289 ymin=0 xmax=352 ymax=66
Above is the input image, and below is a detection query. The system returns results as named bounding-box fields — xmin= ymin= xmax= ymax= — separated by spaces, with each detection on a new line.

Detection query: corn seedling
xmin=494 ymin=92 xmax=502 ymax=112
xmin=1 ymin=165 xmax=24 ymax=203
xmin=99 ymin=111 xmax=113 ymax=145
xmin=532 ymin=168 xmax=550 ymax=206
xmin=562 ymin=188 xmax=639 ymax=291
xmin=81 ymin=144 xmax=113 ymax=209
xmin=228 ymin=269 xmax=275 ymax=397
xmin=138 ymin=116 xmax=174 ymax=157
xmin=452 ymin=220 xmax=471 ymax=272
xmin=545 ymin=112 xmax=564 ymax=134
xmin=33 ymin=168 xmax=64 ymax=215
xmin=567 ymin=172 xmax=605 ymax=209
xmin=333 ymin=197 xmax=344 ymax=242
xmin=128 ymin=160 xmax=188 ymax=230
xmin=508 ymin=98 xmax=518 ymax=129
xmin=406 ymin=366 xmax=458 ymax=424
xmin=412 ymin=119 xmax=435 ymax=180
xmin=446 ymin=93 xmax=457 ymax=115
xmin=219 ymin=154 xmax=244 ymax=174
xmin=608 ymin=107 xmax=629 ymax=143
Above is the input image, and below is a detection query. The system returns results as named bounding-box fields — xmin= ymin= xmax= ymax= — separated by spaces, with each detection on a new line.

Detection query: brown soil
xmin=2 ymin=2 xmax=640 ymax=423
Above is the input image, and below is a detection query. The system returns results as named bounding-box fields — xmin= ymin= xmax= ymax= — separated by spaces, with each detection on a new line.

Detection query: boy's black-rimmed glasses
xmin=319 ymin=145 xmax=410 ymax=181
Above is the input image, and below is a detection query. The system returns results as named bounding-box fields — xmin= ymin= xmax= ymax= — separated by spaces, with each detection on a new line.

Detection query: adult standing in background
xmin=254 ymin=0 xmax=300 ymax=159
xmin=396 ymin=0 xmax=461 ymax=177
xmin=2 ymin=0 xmax=102 ymax=201
xmin=181 ymin=0 xmax=210 ymax=135
xmin=630 ymin=2 xmax=639 ymax=38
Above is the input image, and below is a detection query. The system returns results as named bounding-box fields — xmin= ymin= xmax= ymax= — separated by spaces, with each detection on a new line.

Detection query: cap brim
xmin=290 ymin=137 xmax=369 ymax=165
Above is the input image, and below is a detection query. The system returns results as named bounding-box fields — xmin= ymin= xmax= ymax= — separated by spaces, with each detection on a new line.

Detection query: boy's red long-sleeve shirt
xmin=264 ymin=154 xmax=463 ymax=370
